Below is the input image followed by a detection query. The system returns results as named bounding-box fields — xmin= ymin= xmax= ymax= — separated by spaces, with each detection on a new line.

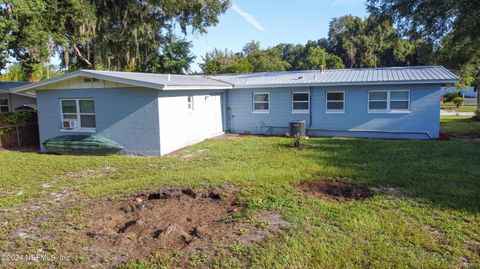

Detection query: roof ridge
xmin=80 ymin=69 xmax=194 ymax=77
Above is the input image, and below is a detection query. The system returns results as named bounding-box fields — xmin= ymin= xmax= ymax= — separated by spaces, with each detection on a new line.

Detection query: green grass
xmin=441 ymin=116 xmax=480 ymax=137
xmin=441 ymin=102 xmax=478 ymax=113
xmin=0 ymin=118 xmax=479 ymax=268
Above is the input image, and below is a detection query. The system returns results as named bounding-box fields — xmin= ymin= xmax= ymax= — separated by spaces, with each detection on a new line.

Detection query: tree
xmin=367 ymin=0 xmax=480 ymax=110
xmin=0 ymin=3 xmax=15 ymax=71
xmin=1 ymin=62 xmax=59 ymax=81
xmin=328 ymin=15 xmax=363 ymax=68
xmin=274 ymin=43 xmax=305 ymax=70
xmin=1 ymin=0 xmax=52 ymax=79
xmin=367 ymin=0 xmax=479 ymax=44
xmin=297 ymin=47 xmax=344 ymax=70
xmin=1 ymin=0 xmax=230 ymax=79
xmin=247 ymin=46 xmax=290 ymax=72
xmin=328 ymin=15 xmax=421 ymax=68
xmin=201 ymin=40 xmax=345 ymax=74
xmin=156 ymin=35 xmax=195 ymax=74
xmin=200 ymin=49 xmax=253 ymax=75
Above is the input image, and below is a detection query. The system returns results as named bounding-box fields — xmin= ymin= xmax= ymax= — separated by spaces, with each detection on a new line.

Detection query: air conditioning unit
xmin=62 ymin=120 xmax=77 ymax=129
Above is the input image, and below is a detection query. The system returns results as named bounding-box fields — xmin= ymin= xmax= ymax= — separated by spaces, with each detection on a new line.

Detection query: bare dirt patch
xmin=80 ymin=187 xmax=289 ymax=265
xmin=294 ymin=180 xmax=372 ymax=202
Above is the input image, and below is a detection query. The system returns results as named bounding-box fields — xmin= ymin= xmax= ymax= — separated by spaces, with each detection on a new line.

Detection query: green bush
xmin=452 ymin=97 xmax=464 ymax=108
xmin=444 ymin=92 xmax=460 ymax=102
xmin=0 ymin=110 xmax=37 ymax=125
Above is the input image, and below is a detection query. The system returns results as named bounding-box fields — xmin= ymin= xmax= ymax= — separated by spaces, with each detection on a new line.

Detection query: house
xmin=0 ymin=82 xmax=35 ymax=113
xmin=13 ymin=66 xmax=459 ymax=155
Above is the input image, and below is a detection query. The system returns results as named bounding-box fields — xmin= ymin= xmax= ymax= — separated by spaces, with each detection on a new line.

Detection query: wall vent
xmin=84 ymin=78 xmax=99 ymax=83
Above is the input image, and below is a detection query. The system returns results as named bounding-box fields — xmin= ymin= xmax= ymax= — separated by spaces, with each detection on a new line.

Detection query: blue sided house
xmin=13 ymin=66 xmax=459 ymax=155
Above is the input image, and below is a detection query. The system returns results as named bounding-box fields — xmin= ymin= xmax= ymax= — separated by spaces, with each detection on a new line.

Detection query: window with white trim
xmin=368 ymin=90 xmax=410 ymax=112
xmin=187 ymin=96 xmax=194 ymax=112
xmin=0 ymin=99 xmax=9 ymax=113
xmin=292 ymin=92 xmax=310 ymax=113
xmin=253 ymin=92 xmax=269 ymax=112
xmin=61 ymin=99 xmax=96 ymax=129
xmin=326 ymin=91 xmax=345 ymax=113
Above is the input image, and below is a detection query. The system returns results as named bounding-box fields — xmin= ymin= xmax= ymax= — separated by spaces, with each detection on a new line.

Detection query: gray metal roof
xmin=13 ymin=66 xmax=458 ymax=93
xmin=0 ymin=81 xmax=30 ymax=90
xmin=13 ymin=69 xmax=232 ymax=92
xmin=80 ymin=70 xmax=231 ymax=88
xmin=0 ymin=81 xmax=35 ymax=97
xmin=210 ymin=66 xmax=459 ymax=88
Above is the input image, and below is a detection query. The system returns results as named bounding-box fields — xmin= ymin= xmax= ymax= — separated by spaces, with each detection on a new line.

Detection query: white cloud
xmin=231 ymin=3 xmax=265 ymax=32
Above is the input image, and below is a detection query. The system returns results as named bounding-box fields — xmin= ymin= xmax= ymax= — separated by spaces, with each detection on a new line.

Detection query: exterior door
xmin=209 ymin=94 xmax=223 ymax=134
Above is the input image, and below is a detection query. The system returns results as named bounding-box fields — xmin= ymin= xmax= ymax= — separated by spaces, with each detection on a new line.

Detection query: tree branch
xmin=73 ymin=46 xmax=93 ymax=67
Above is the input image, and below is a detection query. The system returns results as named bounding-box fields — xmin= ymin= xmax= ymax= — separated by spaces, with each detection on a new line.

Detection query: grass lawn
xmin=441 ymin=102 xmax=478 ymax=113
xmin=0 ymin=118 xmax=479 ymax=268
xmin=441 ymin=116 xmax=480 ymax=138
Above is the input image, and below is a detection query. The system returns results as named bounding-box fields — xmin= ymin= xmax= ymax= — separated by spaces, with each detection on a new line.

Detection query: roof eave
xmin=0 ymin=88 xmax=36 ymax=97
xmin=230 ymin=79 xmax=460 ymax=89
xmin=12 ymin=70 xmax=168 ymax=92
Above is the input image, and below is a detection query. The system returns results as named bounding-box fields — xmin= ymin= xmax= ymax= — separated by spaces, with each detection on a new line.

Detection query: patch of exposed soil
xmin=439 ymin=132 xmax=450 ymax=140
xmin=80 ymin=187 xmax=289 ymax=265
xmin=294 ymin=180 xmax=372 ymax=202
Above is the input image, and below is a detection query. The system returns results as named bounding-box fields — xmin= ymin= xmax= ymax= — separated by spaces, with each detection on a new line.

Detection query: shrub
xmin=292 ymin=136 xmax=302 ymax=148
xmin=452 ymin=97 xmax=464 ymax=108
xmin=444 ymin=92 xmax=460 ymax=102
xmin=0 ymin=110 xmax=37 ymax=125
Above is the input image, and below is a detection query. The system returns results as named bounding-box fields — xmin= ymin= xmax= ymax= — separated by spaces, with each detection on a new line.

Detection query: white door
xmin=207 ymin=94 xmax=223 ymax=135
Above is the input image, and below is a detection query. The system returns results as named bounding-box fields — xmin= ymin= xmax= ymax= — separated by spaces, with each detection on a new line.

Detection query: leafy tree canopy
xmin=368 ymin=0 xmax=480 ymax=107
xmin=0 ymin=0 xmax=230 ymax=80
xmin=328 ymin=14 xmax=428 ymax=68
xmin=201 ymin=40 xmax=344 ymax=75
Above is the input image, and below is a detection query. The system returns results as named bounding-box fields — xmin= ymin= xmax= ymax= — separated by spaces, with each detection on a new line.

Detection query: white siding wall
xmin=158 ymin=90 xmax=225 ymax=155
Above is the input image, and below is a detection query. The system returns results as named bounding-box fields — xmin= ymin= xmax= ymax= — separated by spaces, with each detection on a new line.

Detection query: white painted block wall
xmin=157 ymin=90 xmax=224 ymax=155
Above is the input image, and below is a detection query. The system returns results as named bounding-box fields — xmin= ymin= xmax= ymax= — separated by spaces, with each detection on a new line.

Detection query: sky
xmin=8 ymin=0 xmax=368 ymax=74
xmin=185 ymin=0 xmax=368 ymax=72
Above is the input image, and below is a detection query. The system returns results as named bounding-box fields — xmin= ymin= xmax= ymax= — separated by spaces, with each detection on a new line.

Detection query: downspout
xmin=309 ymin=86 xmax=313 ymax=128
xmin=224 ymin=91 xmax=230 ymax=133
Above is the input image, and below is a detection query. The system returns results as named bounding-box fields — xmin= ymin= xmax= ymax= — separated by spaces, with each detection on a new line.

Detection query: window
xmin=326 ymin=91 xmax=345 ymax=113
xmin=0 ymin=99 xmax=8 ymax=113
xmin=187 ymin=96 xmax=194 ymax=112
xmin=61 ymin=99 xmax=96 ymax=129
xmin=253 ymin=92 xmax=269 ymax=113
xmin=390 ymin=91 xmax=409 ymax=110
xmin=292 ymin=92 xmax=310 ymax=113
xmin=368 ymin=91 xmax=388 ymax=110
xmin=368 ymin=90 xmax=410 ymax=112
